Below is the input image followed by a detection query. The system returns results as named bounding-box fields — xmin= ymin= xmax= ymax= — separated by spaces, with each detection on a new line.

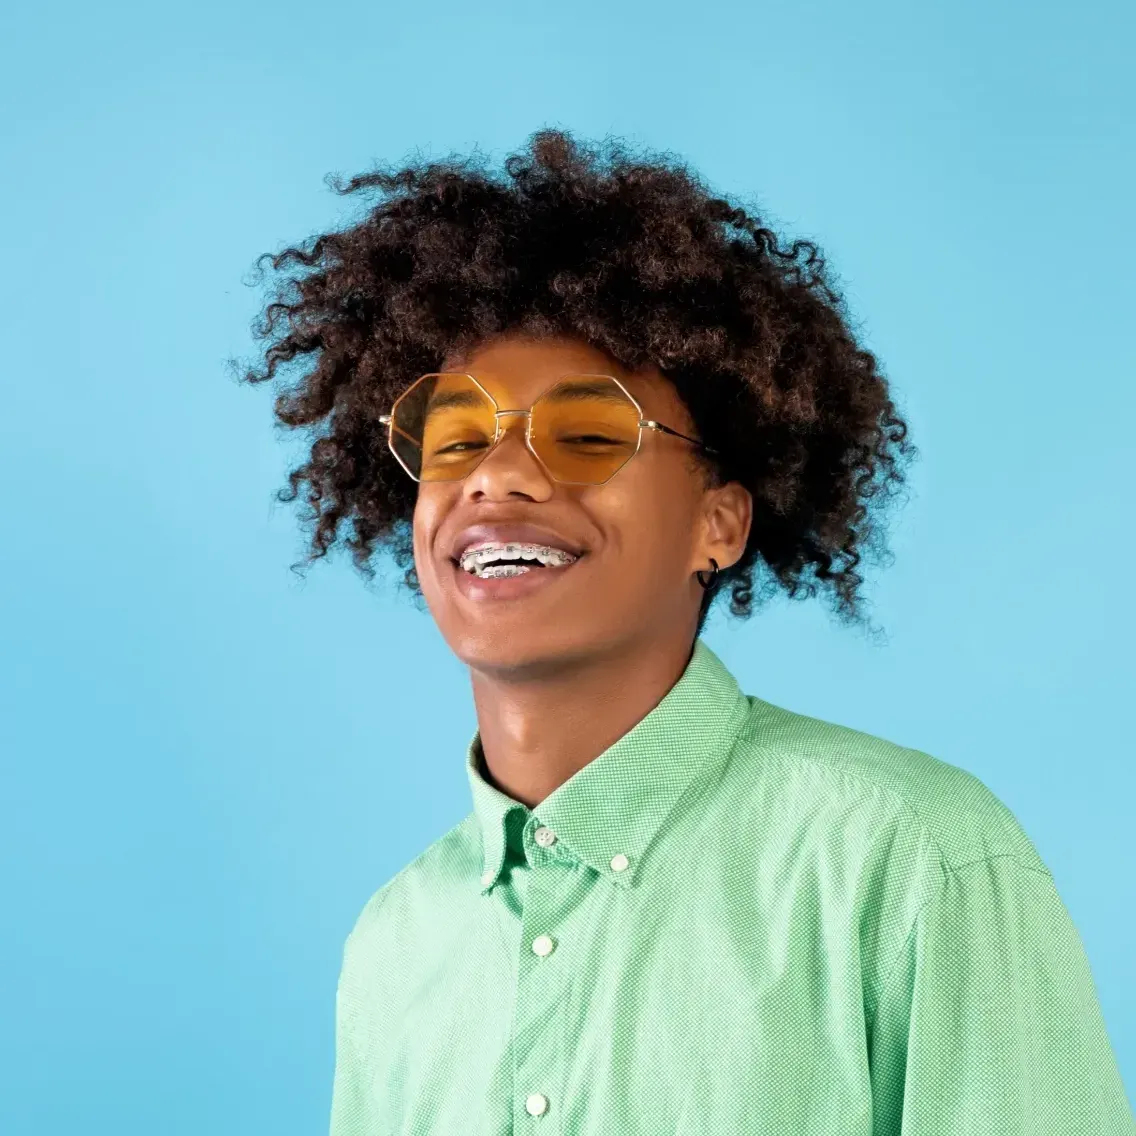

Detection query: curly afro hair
xmin=236 ymin=129 xmax=916 ymax=637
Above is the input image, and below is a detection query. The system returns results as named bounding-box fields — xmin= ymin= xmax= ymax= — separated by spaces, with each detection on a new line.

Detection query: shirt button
xmin=610 ymin=853 xmax=629 ymax=872
xmin=525 ymin=1093 xmax=550 ymax=1116
xmin=533 ymin=826 xmax=557 ymax=847
xmin=531 ymin=933 xmax=556 ymax=957
xmin=480 ymin=870 xmax=494 ymax=887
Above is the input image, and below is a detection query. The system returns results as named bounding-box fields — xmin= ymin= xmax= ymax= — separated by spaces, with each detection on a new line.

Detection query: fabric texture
xmin=330 ymin=638 xmax=1134 ymax=1135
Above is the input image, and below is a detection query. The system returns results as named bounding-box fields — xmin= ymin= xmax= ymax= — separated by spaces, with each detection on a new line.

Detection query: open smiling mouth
xmin=457 ymin=542 xmax=581 ymax=579
xmin=450 ymin=542 xmax=587 ymax=599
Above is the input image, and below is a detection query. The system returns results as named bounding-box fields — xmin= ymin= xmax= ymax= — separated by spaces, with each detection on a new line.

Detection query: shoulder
xmin=341 ymin=815 xmax=482 ymax=959
xmin=731 ymin=693 xmax=1049 ymax=877
xmin=724 ymin=693 xmax=1053 ymax=1022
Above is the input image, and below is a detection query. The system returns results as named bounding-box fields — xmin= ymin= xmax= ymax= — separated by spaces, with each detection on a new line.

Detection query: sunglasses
xmin=378 ymin=372 xmax=717 ymax=485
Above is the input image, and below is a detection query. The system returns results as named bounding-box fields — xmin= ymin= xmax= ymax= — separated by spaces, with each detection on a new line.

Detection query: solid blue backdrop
xmin=1 ymin=1 xmax=1132 ymax=1132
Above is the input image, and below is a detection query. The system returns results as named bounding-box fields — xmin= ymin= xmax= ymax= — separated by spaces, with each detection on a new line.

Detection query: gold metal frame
xmin=378 ymin=372 xmax=718 ymax=485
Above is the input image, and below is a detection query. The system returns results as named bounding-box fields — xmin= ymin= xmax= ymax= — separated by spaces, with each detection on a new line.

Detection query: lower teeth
xmin=476 ymin=564 xmax=534 ymax=578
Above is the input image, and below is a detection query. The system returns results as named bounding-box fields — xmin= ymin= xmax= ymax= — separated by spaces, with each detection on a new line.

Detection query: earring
xmin=695 ymin=558 xmax=720 ymax=589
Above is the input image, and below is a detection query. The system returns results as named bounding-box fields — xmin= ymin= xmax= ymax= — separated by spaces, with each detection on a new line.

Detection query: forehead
xmin=442 ymin=335 xmax=676 ymax=416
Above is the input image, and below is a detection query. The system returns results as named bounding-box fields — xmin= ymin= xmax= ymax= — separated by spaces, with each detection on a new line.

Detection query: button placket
xmin=513 ymin=821 xmax=573 ymax=1128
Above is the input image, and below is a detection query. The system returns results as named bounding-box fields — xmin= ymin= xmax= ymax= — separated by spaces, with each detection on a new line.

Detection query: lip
xmin=451 ymin=554 xmax=585 ymax=603
xmin=449 ymin=522 xmax=586 ymax=562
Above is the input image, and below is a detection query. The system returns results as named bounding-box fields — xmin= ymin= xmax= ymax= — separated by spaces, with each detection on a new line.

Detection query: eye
xmin=434 ymin=440 xmax=489 ymax=454
xmin=559 ymin=434 xmax=625 ymax=446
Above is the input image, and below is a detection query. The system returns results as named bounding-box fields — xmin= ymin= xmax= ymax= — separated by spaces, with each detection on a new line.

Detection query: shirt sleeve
xmin=328 ymin=936 xmax=375 ymax=1136
xmin=868 ymin=855 xmax=1135 ymax=1136
xmin=328 ymin=1031 xmax=370 ymax=1136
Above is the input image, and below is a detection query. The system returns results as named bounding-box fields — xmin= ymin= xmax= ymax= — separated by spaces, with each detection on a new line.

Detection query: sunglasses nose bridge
xmin=490 ymin=408 xmax=529 ymax=437
xmin=490 ymin=408 xmax=534 ymax=449
xmin=466 ymin=410 xmax=551 ymax=484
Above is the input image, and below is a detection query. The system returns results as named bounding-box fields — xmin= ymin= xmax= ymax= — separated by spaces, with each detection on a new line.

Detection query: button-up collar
xmin=465 ymin=637 xmax=750 ymax=893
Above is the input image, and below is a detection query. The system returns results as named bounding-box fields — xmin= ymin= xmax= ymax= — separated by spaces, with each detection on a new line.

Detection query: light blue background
xmin=1 ymin=1 xmax=1132 ymax=1131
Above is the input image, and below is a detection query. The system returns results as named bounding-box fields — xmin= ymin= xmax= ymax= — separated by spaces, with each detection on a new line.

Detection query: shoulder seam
xmin=736 ymin=730 xmax=953 ymax=873
xmin=865 ymin=852 xmax=1054 ymax=1034
xmin=946 ymin=853 xmax=1053 ymax=880
xmin=738 ymin=709 xmax=1034 ymax=874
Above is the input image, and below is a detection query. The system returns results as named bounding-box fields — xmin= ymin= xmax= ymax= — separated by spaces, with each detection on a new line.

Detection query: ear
xmin=694 ymin=480 xmax=752 ymax=574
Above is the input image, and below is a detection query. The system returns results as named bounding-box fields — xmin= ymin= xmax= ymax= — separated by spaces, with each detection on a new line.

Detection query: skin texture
xmin=414 ymin=334 xmax=752 ymax=807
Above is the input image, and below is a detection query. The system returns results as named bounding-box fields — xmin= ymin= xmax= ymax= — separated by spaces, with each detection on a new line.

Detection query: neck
xmin=469 ymin=629 xmax=699 ymax=809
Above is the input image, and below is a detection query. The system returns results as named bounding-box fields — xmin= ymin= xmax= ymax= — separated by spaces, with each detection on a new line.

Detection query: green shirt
xmin=330 ymin=639 xmax=1134 ymax=1135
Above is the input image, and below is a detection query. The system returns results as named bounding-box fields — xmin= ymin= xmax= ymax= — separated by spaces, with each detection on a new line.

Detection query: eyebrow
xmin=424 ymin=388 xmax=486 ymax=413
xmin=425 ymin=377 xmax=631 ymax=413
xmin=541 ymin=379 xmax=630 ymax=406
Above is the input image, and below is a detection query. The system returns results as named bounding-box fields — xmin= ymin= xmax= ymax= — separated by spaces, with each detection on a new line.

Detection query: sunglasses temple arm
xmin=646 ymin=421 xmax=719 ymax=456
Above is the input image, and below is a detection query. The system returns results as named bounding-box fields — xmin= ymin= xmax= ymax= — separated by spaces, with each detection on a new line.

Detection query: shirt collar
xmin=465 ymin=637 xmax=750 ymax=893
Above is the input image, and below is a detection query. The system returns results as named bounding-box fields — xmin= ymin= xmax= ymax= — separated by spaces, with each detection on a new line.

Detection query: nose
xmin=461 ymin=415 xmax=553 ymax=501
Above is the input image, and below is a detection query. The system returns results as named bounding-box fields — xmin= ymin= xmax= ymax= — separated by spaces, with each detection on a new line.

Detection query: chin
xmin=419 ymin=558 xmax=645 ymax=677
xmin=447 ymin=623 xmax=594 ymax=678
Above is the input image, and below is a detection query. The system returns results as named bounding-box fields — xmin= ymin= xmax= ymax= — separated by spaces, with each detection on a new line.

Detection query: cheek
xmin=411 ymin=491 xmax=446 ymax=583
xmin=410 ymin=496 xmax=426 ymax=561
xmin=596 ymin=473 xmax=698 ymax=580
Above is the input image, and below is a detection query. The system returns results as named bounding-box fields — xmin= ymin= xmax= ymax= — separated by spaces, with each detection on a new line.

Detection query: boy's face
xmin=411 ymin=334 xmax=750 ymax=676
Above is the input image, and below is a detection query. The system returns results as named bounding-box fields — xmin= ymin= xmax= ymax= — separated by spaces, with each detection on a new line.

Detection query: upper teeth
xmin=459 ymin=542 xmax=578 ymax=574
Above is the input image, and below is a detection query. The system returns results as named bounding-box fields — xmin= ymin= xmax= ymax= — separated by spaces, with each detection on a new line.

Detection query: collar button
xmin=610 ymin=853 xmax=630 ymax=873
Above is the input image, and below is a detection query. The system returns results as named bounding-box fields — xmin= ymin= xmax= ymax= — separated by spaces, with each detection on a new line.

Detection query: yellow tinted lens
xmin=391 ymin=374 xmax=496 ymax=481
xmin=529 ymin=375 xmax=641 ymax=483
